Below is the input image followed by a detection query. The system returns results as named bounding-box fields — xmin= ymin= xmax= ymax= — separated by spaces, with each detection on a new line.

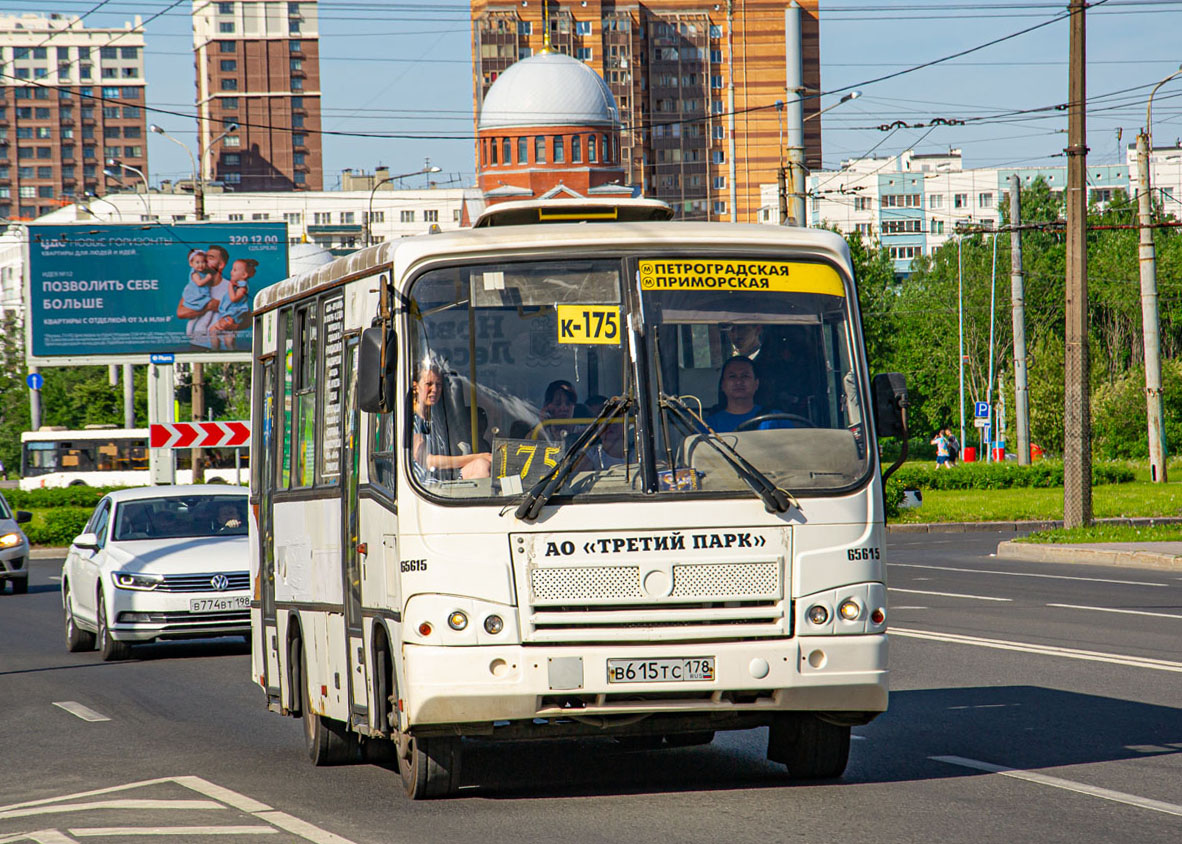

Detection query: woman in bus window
xmin=411 ymin=357 xmax=492 ymax=482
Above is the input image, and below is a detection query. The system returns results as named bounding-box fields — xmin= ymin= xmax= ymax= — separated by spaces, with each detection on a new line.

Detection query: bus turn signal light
xmin=418 ymin=621 xmax=433 ymax=637
xmin=448 ymin=611 xmax=468 ymax=631
xmin=871 ymin=607 xmax=885 ymax=624
xmin=839 ymin=599 xmax=861 ymax=621
xmin=806 ymin=605 xmax=828 ymax=625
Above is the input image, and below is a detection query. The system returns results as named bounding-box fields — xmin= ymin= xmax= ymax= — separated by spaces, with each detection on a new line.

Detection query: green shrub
xmin=891 ymin=460 xmax=1133 ymax=492
xmin=24 ymin=507 xmax=93 ymax=547
xmin=3 ymin=486 xmax=126 ymax=510
xmin=883 ymin=475 xmax=906 ymax=520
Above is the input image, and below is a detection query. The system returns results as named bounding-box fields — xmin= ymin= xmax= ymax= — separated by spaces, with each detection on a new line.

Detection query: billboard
xmin=26 ymin=222 xmax=288 ymax=364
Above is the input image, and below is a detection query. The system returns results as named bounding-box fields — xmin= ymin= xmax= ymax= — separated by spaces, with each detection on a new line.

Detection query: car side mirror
xmin=359 ymin=325 xmax=397 ymax=414
xmin=872 ymin=373 xmax=908 ymax=440
xmin=72 ymin=532 xmax=100 ymax=551
xmin=15 ymin=510 xmax=31 ymax=524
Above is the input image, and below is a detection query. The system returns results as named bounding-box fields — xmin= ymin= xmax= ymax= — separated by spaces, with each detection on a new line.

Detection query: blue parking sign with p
xmin=974 ymin=401 xmax=989 ymax=418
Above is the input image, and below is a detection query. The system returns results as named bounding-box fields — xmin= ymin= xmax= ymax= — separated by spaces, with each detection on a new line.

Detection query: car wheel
xmin=12 ymin=576 xmax=28 ymax=595
xmin=97 ymin=589 xmax=131 ymax=661
xmin=64 ymin=582 xmax=96 ymax=653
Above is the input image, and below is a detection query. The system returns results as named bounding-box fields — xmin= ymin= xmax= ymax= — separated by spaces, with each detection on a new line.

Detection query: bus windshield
xmin=405 ymin=256 xmax=868 ymax=503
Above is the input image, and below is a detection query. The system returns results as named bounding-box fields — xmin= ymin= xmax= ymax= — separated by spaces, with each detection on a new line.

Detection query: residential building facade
xmin=192 ymin=0 xmax=323 ymax=191
xmin=0 ymin=13 xmax=148 ymax=220
xmin=470 ymin=0 xmax=821 ymax=222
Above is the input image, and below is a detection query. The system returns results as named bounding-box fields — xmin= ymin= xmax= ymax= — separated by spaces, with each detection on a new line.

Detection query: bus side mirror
xmin=359 ymin=326 xmax=397 ymax=414
xmin=872 ymin=373 xmax=908 ymax=440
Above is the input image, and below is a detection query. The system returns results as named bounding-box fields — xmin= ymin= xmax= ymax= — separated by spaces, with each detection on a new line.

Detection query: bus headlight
xmin=838 ymin=599 xmax=862 ymax=621
xmin=806 ymin=605 xmax=829 ymax=625
xmin=447 ymin=611 xmax=468 ymax=631
xmin=483 ymin=614 xmax=504 ymax=634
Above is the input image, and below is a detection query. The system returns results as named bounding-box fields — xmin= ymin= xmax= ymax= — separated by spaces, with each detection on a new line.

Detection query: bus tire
xmin=767 ymin=714 xmax=851 ymax=780
xmin=64 ymin=582 xmax=96 ymax=652
xmin=299 ymin=641 xmax=359 ymax=766
xmin=398 ymin=734 xmax=461 ymax=799
xmin=97 ymin=589 xmax=131 ymax=661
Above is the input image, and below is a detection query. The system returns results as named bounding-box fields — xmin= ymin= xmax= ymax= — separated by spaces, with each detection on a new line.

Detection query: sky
xmin=4 ymin=0 xmax=1181 ymax=187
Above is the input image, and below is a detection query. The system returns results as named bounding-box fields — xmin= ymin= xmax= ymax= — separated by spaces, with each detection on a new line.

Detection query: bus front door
xmin=258 ymin=358 xmax=282 ymax=704
xmin=342 ymin=337 xmax=369 ymax=726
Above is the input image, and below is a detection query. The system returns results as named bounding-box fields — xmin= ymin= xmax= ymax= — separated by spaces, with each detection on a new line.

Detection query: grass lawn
xmin=1018 ymin=523 xmax=1182 ymax=544
xmin=892 ymin=480 xmax=1182 ymax=524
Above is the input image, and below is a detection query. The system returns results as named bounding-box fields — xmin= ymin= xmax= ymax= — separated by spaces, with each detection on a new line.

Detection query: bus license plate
xmin=189 ymin=596 xmax=249 ymax=613
xmin=607 ymin=657 xmax=715 ymax=684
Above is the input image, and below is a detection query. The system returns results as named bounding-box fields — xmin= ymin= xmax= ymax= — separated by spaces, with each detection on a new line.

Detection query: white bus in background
xmin=249 ymin=198 xmax=909 ymax=799
xmin=20 ymin=426 xmax=248 ymax=489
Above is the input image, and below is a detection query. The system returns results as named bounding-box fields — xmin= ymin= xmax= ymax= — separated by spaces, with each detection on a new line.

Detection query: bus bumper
xmin=402 ymin=635 xmax=887 ymax=727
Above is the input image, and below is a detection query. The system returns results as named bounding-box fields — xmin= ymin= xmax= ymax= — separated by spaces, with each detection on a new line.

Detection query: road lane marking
xmin=254 ymin=812 xmax=358 ymax=844
xmin=170 ymin=778 xmax=271 ymax=814
xmin=1047 ymin=603 xmax=1182 ymax=620
xmin=890 ymin=605 xmax=928 ymax=610
xmin=888 ymin=588 xmax=1011 ymax=602
xmin=70 ymin=828 xmax=276 ymax=837
xmin=893 ymin=627 xmax=1182 ymax=673
xmin=889 ymin=562 xmax=1167 ymax=587
xmin=0 ymin=802 xmax=223 ymax=821
xmin=51 ymin=702 xmax=110 ymax=723
xmin=931 ymin=755 xmax=1182 ymax=817
xmin=0 ymin=831 xmax=77 ymax=844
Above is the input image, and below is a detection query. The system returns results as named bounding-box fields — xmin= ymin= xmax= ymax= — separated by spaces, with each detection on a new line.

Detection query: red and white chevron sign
xmin=150 ymin=421 xmax=250 ymax=449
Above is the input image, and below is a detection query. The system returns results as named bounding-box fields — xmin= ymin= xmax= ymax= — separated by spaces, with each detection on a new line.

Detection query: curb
xmin=996 ymin=540 xmax=1182 ymax=571
xmin=30 ymin=547 xmax=68 ymax=559
xmin=888 ymin=516 xmax=1182 ymax=534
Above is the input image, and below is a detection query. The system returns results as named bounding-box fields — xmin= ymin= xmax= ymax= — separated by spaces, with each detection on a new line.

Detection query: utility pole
xmin=1063 ymin=0 xmax=1092 ymax=527
xmin=783 ymin=2 xmax=805 ymax=226
xmin=192 ymin=136 xmax=207 ymax=484
xmin=726 ymin=0 xmax=737 ymax=222
xmin=123 ymin=363 xmax=135 ymax=429
xmin=1010 ymin=174 xmax=1031 ymax=465
xmin=1136 ymin=131 xmax=1168 ymax=482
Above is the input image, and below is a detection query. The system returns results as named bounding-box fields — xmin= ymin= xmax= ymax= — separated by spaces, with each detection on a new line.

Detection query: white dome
xmin=478 ymin=52 xmax=619 ymax=131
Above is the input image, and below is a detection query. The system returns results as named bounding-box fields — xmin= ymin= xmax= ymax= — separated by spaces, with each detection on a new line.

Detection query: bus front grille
xmin=524 ymin=561 xmax=786 ymax=643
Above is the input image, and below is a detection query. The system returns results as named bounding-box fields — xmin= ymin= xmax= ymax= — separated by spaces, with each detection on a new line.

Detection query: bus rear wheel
xmin=296 ymin=638 xmax=359 ymax=766
xmin=398 ymin=734 xmax=461 ymax=799
xmin=767 ymin=714 xmax=851 ymax=780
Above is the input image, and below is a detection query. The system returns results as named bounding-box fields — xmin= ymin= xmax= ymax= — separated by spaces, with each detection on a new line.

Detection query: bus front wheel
xmin=398 ymin=734 xmax=461 ymax=799
xmin=767 ymin=714 xmax=851 ymax=780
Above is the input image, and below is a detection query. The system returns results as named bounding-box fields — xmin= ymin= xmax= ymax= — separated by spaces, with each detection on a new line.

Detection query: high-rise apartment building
xmin=193 ymin=0 xmax=322 ymax=191
xmin=0 ymin=13 xmax=148 ymax=220
xmin=471 ymin=1 xmax=821 ymax=222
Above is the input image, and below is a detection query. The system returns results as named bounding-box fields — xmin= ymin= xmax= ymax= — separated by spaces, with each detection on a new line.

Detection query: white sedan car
xmin=62 ymin=486 xmax=251 ymax=660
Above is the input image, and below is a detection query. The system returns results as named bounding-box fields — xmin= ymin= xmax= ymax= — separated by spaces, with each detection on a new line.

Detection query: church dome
xmin=478 ymin=51 xmax=619 ymax=131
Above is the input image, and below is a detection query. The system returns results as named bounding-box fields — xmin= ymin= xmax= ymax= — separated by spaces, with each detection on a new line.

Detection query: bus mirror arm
xmin=359 ymin=326 xmax=397 ymax=413
xmin=872 ymin=373 xmax=909 ymax=482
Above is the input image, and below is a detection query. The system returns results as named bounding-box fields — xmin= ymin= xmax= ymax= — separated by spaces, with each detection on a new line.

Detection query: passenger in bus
xmin=411 ymin=358 xmax=492 ymax=482
xmin=584 ymin=394 xmax=628 ymax=468
xmin=703 ymin=357 xmax=794 ymax=434
xmin=538 ymin=380 xmax=590 ymax=442
xmin=720 ymin=323 xmax=765 ymax=361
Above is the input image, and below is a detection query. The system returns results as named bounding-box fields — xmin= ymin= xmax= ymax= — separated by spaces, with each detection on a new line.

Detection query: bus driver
xmin=411 ymin=358 xmax=492 ymax=482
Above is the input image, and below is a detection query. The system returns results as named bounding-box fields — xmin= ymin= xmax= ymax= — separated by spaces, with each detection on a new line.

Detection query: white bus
xmin=249 ymin=198 xmax=908 ymax=798
xmin=21 ymin=427 xmax=248 ymax=489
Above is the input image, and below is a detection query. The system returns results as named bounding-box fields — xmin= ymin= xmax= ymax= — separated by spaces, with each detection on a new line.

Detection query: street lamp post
xmin=149 ymin=124 xmax=243 ymax=221
xmin=1135 ymin=65 xmax=1180 ymax=483
xmin=104 ymin=159 xmax=151 ymax=218
xmin=782 ymin=91 xmax=860 ymax=226
xmin=84 ymin=192 xmax=123 ymax=221
xmin=366 ymin=165 xmax=442 ymax=246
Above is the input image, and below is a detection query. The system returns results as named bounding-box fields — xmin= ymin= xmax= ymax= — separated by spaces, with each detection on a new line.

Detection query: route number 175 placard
xmin=556 ymin=305 xmax=621 ymax=345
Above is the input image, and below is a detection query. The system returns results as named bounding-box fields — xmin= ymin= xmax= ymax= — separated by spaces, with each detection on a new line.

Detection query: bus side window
xmin=369 ymin=411 xmax=395 ymax=495
xmin=292 ymin=304 xmax=318 ymax=488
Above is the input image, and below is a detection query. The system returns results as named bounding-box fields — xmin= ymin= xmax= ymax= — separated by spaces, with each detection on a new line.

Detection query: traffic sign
xmin=973 ymin=401 xmax=989 ymax=419
xmin=149 ymin=353 xmax=175 ymax=365
xmin=150 ymin=421 xmax=250 ymax=449
xmin=26 ymin=373 xmax=43 ymax=390
xmin=973 ymin=417 xmax=989 ymax=428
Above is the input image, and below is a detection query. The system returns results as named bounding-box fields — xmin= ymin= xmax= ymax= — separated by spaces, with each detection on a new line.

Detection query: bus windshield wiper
xmin=513 ymin=395 xmax=632 ymax=522
xmin=660 ymin=393 xmax=797 ymax=515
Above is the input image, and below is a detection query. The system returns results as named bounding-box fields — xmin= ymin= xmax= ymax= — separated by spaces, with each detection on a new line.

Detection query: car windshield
xmin=112 ymin=495 xmax=248 ymax=540
xmin=404 ymin=255 xmax=868 ymax=504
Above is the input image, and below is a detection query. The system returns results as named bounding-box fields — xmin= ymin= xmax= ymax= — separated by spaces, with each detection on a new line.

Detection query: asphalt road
xmin=1 ymin=534 xmax=1180 ymax=844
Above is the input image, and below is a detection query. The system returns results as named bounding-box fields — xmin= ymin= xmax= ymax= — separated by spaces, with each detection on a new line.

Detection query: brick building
xmin=192 ymin=0 xmax=322 ymax=191
xmin=477 ymin=51 xmax=636 ymax=204
xmin=0 ymin=13 xmax=148 ymax=220
xmin=471 ymin=0 xmax=821 ymax=222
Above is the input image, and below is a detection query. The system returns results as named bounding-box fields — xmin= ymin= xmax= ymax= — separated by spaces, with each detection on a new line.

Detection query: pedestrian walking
xmin=931 ymin=430 xmax=951 ymax=469
xmin=943 ymin=428 xmax=961 ymax=466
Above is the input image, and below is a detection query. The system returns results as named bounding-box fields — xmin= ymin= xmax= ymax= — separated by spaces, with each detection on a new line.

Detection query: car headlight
xmin=0 ymin=532 xmax=22 ymax=548
xmin=113 ymin=571 xmax=163 ymax=591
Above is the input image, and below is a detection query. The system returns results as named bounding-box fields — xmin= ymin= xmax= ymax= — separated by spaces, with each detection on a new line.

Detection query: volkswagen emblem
xmin=210 ymin=574 xmax=230 ymax=592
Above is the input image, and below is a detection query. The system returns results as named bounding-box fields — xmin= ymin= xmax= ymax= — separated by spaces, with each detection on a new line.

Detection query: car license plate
xmin=189 ymin=596 xmax=249 ymax=613
xmin=606 ymin=657 xmax=715 ymax=684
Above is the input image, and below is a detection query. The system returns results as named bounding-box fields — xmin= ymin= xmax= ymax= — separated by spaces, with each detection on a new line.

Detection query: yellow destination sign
xmin=638 ymin=260 xmax=846 ymax=297
xmin=556 ymin=304 xmax=622 ymax=345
